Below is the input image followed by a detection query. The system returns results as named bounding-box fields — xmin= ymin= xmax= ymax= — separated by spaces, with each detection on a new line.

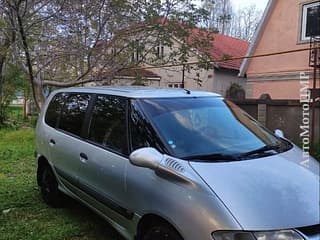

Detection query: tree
xmin=202 ymin=0 xmax=233 ymax=35
xmin=225 ymin=82 xmax=245 ymax=100
xmin=202 ymin=1 xmax=262 ymax=41
xmin=0 ymin=0 xmax=211 ymax=109
xmin=229 ymin=4 xmax=262 ymax=41
xmin=0 ymin=12 xmax=20 ymax=125
xmin=0 ymin=64 xmax=26 ymax=126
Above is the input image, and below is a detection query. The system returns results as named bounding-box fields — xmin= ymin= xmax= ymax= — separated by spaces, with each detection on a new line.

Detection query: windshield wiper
xmin=183 ymin=153 xmax=240 ymax=161
xmin=183 ymin=144 xmax=282 ymax=161
xmin=238 ymin=144 xmax=280 ymax=158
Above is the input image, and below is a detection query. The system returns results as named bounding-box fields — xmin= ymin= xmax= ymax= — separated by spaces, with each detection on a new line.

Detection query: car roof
xmin=52 ymin=86 xmax=222 ymax=98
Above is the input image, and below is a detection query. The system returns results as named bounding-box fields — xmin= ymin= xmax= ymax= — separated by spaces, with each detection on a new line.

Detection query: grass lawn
xmin=0 ymin=128 xmax=124 ymax=240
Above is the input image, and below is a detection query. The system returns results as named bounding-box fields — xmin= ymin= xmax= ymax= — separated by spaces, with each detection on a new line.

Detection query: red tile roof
xmin=189 ymin=28 xmax=250 ymax=70
xmin=209 ymin=33 xmax=250 ymax=70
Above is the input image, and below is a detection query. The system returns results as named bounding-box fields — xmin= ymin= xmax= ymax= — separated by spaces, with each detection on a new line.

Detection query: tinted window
xmin=45 ymin=93 xmax=68 ymax=128
xmin=130 ymin=100 xmax=166 ymax=153
xmin=59 ymin=93 xmax=91 ymax=136
xmin=306 ymin=3 xmax=320 ymax=37
xmin=88 ymin=95 xmax=127 ymax=154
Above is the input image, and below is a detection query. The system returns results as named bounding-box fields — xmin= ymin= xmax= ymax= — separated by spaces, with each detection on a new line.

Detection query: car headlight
xmin=254 ymin=230 xmax=304 ymax=240
xmin=212 ymin=230 xmax=304 ymax=240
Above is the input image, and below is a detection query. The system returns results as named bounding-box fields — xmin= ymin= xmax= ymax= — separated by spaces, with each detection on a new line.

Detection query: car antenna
xmin=183 ymin=89 xmax=191 ymax=94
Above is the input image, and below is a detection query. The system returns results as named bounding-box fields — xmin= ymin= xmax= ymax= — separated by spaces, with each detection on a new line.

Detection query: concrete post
xmin=258 ymin=104 xmax=267 ymax=126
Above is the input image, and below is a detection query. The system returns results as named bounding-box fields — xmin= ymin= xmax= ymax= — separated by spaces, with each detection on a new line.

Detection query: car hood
xmin=189 ymin=146 xmax=320 ymax=230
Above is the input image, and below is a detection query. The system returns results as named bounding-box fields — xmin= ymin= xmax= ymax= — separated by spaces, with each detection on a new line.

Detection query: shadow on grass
xmin=57 ymin=195 xmax=126 ymax=240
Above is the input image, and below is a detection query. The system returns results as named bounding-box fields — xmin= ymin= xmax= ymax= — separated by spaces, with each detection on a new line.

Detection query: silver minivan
xmin=35 ymin=86 xmax=320 ymax=240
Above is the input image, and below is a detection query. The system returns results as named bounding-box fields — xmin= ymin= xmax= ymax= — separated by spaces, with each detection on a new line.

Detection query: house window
xmin=168 ymin=83 xmax=183 ymax=88
xmin=156 ymin=42 xmax=164 ymax=58
xmin=131 ymin=40 xmax=143 ymax=63
xmin=131 ymin=49 xmax=140 ymax=63
xmin=301 ymin=1 xmax=320 ymax=41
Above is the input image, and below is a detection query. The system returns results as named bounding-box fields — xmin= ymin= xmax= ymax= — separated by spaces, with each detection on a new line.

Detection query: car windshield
xmin=137 ymin=97 xmax=289 ymax=160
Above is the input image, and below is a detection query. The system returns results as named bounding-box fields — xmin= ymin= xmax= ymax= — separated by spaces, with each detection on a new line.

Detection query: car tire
xmin=142 ymin=222 xmax=183 ymax=240
xmin=39 ymin=164 xmax=64 ymax=207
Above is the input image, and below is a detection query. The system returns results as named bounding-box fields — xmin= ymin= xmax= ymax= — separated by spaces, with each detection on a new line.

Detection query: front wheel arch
xmin=136 ymin=214 xmax=183 ymax=240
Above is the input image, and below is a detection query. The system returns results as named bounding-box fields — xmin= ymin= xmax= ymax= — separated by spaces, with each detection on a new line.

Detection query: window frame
xmin=130 ymin=39 xmax=144 ymax=63
xmin=44 ymin=92 xmax=131 ymax=157
xmin=128 ymin=99 xmax=171 ymax=155
xmin=44 ymin=92 xmax=69 ymax=128
xmin=56 ymin=93 xmax=93 ymax=138
xmin=168 ymin=83 xmax=183 ymax=88
xmin=300 ymin=1 xmax=320 ymax=42
xmin=156 ymin=41 xmax=164 ymax=59
xmin=84 ymin=94 xmax=130 ymax=157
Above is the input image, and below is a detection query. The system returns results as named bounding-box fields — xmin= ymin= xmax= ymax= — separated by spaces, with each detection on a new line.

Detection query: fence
xmin=233 ymin=99 xmax=320 ymax=145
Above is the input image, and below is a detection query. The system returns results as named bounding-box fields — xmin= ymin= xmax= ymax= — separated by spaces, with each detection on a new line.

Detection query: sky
xmin=231 ymin=0 xmax=269 ymax=11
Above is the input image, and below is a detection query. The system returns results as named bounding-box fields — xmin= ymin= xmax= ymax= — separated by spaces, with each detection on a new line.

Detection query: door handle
xmin=80 ymin=152 xmax=88 ymax=163
xmin=49 ymin=139 xmax=56 ymax=145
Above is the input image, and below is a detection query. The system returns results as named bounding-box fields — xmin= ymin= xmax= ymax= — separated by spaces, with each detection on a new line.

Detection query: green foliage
xmin=0 ymin=65 xmax=27 ymax=126
xmin=2 ymin=106 xmax=37 ymax=129
xmin=225 ymin=82 xmax=245 ymax=99
xmin=131 ymin=75 xmax=146 ymax=86
xmin=222 ymin=54 xmax=232 ymax=61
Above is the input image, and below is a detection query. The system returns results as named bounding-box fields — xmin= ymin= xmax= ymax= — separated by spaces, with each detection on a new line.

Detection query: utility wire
xmin=128 ymin=47 xmax=316 ymax=70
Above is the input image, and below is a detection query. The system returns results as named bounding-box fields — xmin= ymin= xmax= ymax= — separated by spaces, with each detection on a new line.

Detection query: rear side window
xmin=88 ymin=95 xmax=127 ymax=155
xmin=58 ymin=93 xmax=91 ymax=136
xmin=45 ymin=93 xmax=68 ymax=128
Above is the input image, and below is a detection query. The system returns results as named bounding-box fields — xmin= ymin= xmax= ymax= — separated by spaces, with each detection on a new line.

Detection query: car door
xmin=48 ymin=93 xmax=92 ymax=190
xmin=76 ymin=94 xmax=131 ymax=221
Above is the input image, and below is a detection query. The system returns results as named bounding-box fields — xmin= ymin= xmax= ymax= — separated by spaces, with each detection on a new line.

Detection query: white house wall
xmin=143 ymin=38 xmax=214 ymax=91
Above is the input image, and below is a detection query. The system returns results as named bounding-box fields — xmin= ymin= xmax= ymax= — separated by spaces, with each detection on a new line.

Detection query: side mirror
xmin=129 ymin=147 xmax=163 ymax=170
xmin=274 ymin=129 xmax=284 ymax=138
xmin=129 ymin=147 xmax=195 ymax=186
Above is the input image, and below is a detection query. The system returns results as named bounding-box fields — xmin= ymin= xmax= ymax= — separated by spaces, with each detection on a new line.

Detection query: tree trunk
xmin=23 ymin=90 xmax=27 ymax=119
xmin=33 ymin=76 xmax=46 ymax=109
xmin=15 ymin=3 xmax=40 ymax=111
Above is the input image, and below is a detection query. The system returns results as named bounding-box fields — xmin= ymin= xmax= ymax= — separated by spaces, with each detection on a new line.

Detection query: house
xmin=209 ymin=33 xmax=249 ymax=95
xmin=98 ymin=68 xmax=161 ymax=87
xmin=145 ymin=30 xmax=249 ymax=96
xmin=93 ymin=25 xmax=249 ymax=96
xmin=239 ymin=0 xmax=320 ymax=99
